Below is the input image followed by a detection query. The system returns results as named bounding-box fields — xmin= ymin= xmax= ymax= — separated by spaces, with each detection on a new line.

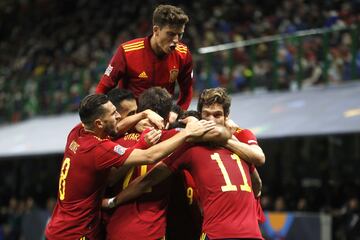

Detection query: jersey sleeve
xmin=134 ymin=128 xmax=152 ymax=149
xmin=176 ymin=50 xmax=193 ymax=110
xmin=233 ymin=128 xmax=258 ymax=145
xmin=249 ymin=164 xmax=255 ymax=173
xmin=94 ymin=140 xmax=134 ymax=170
xmin=162 ymin=143 xmax=191 ymax=172
xmin=96 ymin=46 xmax=127 ymax=93
xmin=160 ymin=128 xmax=181 ymax=141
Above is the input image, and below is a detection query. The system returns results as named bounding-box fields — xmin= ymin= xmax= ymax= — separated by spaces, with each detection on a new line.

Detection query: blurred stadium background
xmin=0 ymin=0 xmax=359 ymax=239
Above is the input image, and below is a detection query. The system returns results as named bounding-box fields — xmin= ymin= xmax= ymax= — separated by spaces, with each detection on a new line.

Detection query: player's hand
xmin=225 ymin=118 xmax=239 ymax=134
xmin=144 ymin=109 xmax=164 ymax=129
xmin=180 ymin=116 xmax=199 ymax=124
xmin=135 ymin=119 xmax=153 ymax=132
xmin=184 ymin=120 xmax=215 ymax=137
xmin=144 ymin=128 xmax=162 ymax=146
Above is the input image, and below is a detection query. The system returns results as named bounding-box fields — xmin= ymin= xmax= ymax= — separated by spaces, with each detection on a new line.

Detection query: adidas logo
xmin=138 ymin=71 xmax=148 ymax=78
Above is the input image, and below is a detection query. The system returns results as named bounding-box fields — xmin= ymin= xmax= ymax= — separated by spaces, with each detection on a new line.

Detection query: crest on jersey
xmin=113 ymin=144 xmax=127 ymax=155
xmin=169 ymin=68 xmax=179 ymax=83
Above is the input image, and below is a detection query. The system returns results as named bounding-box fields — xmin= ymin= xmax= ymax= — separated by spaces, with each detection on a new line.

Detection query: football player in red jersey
xmin=45 ymin=94 xmax=215 ymax=240
xmin=105 ymin=87 xmax=231 ymax=240
xmin=96 ymin=5 xmax=193 ymax=110
xmin=105 ymin=88 xmax=266 ymax=239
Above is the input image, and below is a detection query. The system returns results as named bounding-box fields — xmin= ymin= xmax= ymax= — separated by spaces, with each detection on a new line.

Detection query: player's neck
xmin=84 ymin=126 xmax=106 ymax=138
xmin=150 ymin=36 xmax=165 ymax=57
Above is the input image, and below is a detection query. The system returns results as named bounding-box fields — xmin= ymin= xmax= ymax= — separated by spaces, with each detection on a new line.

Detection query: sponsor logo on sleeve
xmin=105 ymin=65 xmax=113 ymax=76
xmin=248 ymin=140 xmax=258 ymax=144
xmin=114 ymin=145 xmax=127 ymax=155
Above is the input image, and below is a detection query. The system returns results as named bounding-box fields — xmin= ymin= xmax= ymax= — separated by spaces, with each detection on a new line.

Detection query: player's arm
xmin=180 ymin=117 xmax=231 ymax=144
xmin=123 ymin=120 xmax=215 ymax=166
xmin=107 ymin=129 xmax=162 ymax=185
xmin=96 ymin=46 xmax=126 ymax=93
xmin=176 ymin=51 xmax=193 ymax=110
xmin=224 ymin=135 xmax=265 ymax=166
xmin=189 ymin=124 xmax=231 ymax=144
xmin=251 ymin=168 xmax=262 ymax=198
xmin=103 ymin=162 xmax=172 ymax=208
xmin=116 ymin=109 xmax=164 ymax=135
xmin=107 ymin=165 xmax=133 ymax=187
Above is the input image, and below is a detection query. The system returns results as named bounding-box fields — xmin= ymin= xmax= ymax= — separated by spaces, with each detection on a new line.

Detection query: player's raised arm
xmin=123 ymin=120 xmax=215 ymax=166
xmin=102 ymin=162 xmax=172 ymax=208
xmin=116 ymin=109 xmax=164 ymax=135
xmin=224 ymin=134 xmax=265 ymax=166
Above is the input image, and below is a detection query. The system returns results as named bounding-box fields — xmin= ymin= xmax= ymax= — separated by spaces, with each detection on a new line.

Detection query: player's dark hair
xmin=107 ymin=88 xmax=135 ymax=111
xmin=197 ymin=88 xmax=231 ymax=117
xmin=153 ymin=5 xmax=189 ymax=28
xmin=179 ymin=110 xmax=201 ymax=120
xmin=79 ymin=94 xmax=109 ymax=125
xmin=171 ymin=104 xmax=183 ymax=116
xmin=168 ymin=110 xmax=201 ymax=129
xmin=138 ymin=87 xmax=172 ymax=120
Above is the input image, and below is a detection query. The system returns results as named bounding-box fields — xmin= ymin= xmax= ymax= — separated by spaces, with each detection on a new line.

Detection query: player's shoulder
xmin=121 ymin=37 xmax=146 ymax=53
xmin=234 ymin=127 xmax=245 ymax=134
xmin=234 ymin=128 xmax=258 ymax=144
xmin=174 ymin=42 xmax=190 ymax=58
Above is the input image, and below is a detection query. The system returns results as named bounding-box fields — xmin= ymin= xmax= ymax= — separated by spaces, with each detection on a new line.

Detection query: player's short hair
xmin=79 ymin=94 xmax=109 ymax=125
xmin=168 ymin=110 xmax=201 ymax=129
xmin=197 ymin=88 xmax=231 ymax=117
xmin=171 ymin=104 xmax=183 ymax=116
xmin=153 ymin=5 xmax=189 ymax=28
xmin=107 ymin=88 xmax=135 ymax=110
xmin=138 ymin=87 xmax=172 ymax=119
xmin=179 ymin=110 xmax=201 ymax=120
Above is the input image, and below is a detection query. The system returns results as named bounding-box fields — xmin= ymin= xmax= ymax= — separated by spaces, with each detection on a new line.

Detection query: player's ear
xmin=153 ymin=25 xmax=160 ymax=35
xmin=94 ymin=118 xmax=104 ymax=129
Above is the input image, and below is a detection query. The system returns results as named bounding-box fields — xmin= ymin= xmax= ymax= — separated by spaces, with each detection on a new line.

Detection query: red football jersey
xmin=45 ymin=124 xmax=134 ymax=240
xmin=106 ymin=129 xmax=180 ymax=240
xmin=163 ymin=144 xmax=263 ymax=239
xmin=96 ymin=36 xmax=193 ymax=110
xmin=233 ymin=128 xmax=259 ymax=146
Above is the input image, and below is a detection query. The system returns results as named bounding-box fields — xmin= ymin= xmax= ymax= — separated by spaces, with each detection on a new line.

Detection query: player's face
xmin=118 ymin=99 xmax=137 ymax=120
xmin=101 ymin=101 xmax=121 ymax=137
xmin=201 ymin=103 xmax=227 ymax=126
xmin=153 ymin=24 xmax=185 ymax=55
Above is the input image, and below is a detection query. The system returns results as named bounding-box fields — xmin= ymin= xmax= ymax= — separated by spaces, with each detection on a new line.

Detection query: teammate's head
xmin=197 ymin=88 xmax=231 ymax=125
xmin=135 ymin=87 xmax=172 ymax=132
xmin=79 ymin=94 xmax=120 ymax=137
xmin=168 ymin=110 xmax=201 ymax=129
xmin=151 ymin=5 xmax=189 ymax=55
xmin=138 ymin=87 xmax=173 ymax=120
xmin=107 ymin=88 xmax=137 ymax=119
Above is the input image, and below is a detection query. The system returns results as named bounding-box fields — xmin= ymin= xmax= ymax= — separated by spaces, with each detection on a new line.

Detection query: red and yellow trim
xmin=175 ymin=44 xmax=188 ymax=54
xmin=123 ymin=41 xmax=145 ymax=52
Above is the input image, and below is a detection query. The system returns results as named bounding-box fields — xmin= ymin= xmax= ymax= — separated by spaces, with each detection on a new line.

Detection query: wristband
xmin=108 ymin=197 xmax=116 ymax=208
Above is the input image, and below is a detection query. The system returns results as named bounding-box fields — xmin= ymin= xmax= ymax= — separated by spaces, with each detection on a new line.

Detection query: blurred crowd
xmin=0 ymin=0 xmax=359 ymax=124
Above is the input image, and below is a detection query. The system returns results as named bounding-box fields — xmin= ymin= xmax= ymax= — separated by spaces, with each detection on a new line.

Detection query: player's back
xmin=167 ymin=144 xmax=262 ymax=239
xmin=46 ymin=124 xmax=129 ymax=240
xmin=107 ymin=129 xmax=179 ymax=240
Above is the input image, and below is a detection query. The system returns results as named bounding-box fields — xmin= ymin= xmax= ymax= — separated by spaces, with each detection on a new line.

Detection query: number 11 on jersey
xmin=211 ymin=153 xmax=251 ymax=193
